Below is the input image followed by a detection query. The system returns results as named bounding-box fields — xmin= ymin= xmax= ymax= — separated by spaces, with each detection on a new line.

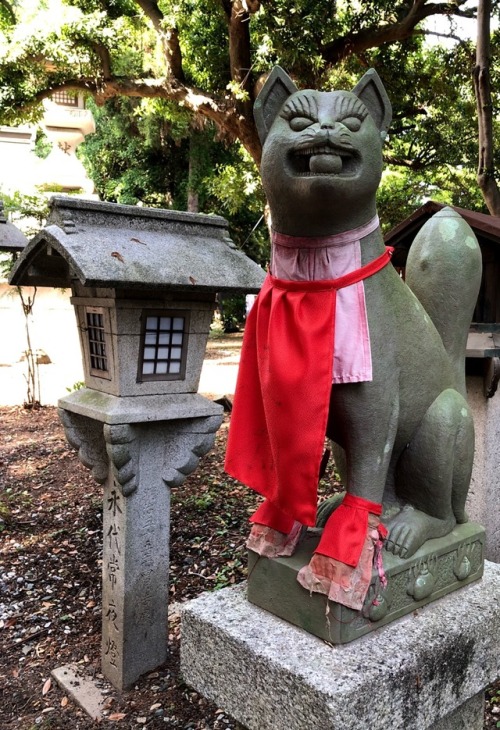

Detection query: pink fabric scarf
xmin=271 ymin=215 xmax=380 ymax=384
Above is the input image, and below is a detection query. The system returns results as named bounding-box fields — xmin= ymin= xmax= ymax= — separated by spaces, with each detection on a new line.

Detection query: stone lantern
xmin=10 ymin=195 xmax=265 ymax=690
xmin=0 ymin=200 xmax=28 ymax=252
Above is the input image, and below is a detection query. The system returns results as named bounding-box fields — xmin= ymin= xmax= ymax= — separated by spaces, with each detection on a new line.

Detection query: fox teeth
xmin=296 ymin=146 xmax=348 ymax=156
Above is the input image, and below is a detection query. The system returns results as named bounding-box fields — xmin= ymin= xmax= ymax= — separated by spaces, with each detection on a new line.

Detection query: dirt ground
xmin=0 ymin=404 xmax=254 ymax=729
xmin=1 ymin=333 xmax=500 ymax=728
xmin=0 ymin=333 xmax=252 ymax=729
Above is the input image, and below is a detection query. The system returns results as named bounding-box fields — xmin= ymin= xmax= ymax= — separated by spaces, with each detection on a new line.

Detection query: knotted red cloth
xmin=225 ymin=247 xmax=393 ymax=565
xmin=316 ymin=493 xmax=388 ymax=566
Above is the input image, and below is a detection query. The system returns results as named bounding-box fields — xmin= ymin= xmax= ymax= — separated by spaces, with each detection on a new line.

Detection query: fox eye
xmin=289 ymin=116 xmax=314 ymax=131
xmin=340 ymin=116 xmax=362 ymax=132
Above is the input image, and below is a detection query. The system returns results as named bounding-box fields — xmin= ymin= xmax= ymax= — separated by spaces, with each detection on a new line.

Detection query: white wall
xmin=0 ymin=283 xmax=84 ymax=405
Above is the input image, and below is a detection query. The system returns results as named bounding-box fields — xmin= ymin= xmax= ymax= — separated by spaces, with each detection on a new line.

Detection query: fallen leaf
xmin=111 ymin=252 xmax=124 ymax=263
xmin=108 ymin=713 xmax=127 ymax=721
xmin=130 ymin=237 xmax=146 ymax=245
xmin=42 ymin=677 xmax=51 ymax=696
xmin=61 ymin=696 xmax=68 ymax=707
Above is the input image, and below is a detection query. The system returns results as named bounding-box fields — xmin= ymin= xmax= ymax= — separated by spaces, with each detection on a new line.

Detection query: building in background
xmin=0 ymin=92 xmax=97 ymax=404
xmin=0 ymin=91 xmax=96 ymax=196
xmin=36 ymin=92 xmax=96 ymax=195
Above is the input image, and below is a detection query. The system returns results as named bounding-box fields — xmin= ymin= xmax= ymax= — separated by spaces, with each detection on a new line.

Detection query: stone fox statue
xmin=225 ymin=67 xmax=482 ymax=610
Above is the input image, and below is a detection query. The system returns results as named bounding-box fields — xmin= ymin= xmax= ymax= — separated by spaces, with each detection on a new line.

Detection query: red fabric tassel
xmin=315 ymin=494 xmax=383 ymax=567
xmin=225 ymin=275 xmax=336 ymax=526
xmin=250 ymin=499 xmax=295 ymax=534
xmin=298 ymin=510 xmax=387 ymax=610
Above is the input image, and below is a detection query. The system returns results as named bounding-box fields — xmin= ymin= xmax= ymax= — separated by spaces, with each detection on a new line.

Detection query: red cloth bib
xmin=225 ymin=248 xmax=393 ymax=531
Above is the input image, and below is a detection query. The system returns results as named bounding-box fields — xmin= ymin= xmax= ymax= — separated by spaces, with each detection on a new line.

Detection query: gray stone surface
xmin=101 ymin=425 xmax=171 ymax=689
xmin=244 ymin=66 xmax=483 ymax=568
xmin=71 ymin=296 xmax=216 ymax=397
xmin=100 ymin=417 xmax=223 ymax=689
xmin=430 ymin=692 xmax=483 ymax=730
xmin=467 ymin=375 xmax=500 ymax=562
xmin=59 ymin=389 xmax=223 ymax=424
xmin=51 ymin=664 xmax=108 ymax=721
xmin=9 ymin=195 xmax=263 ymax=691
xmin=58 ymin=406 xmax=222 ymax=690
xmin=9 ymin=196 xmax=265 ymax=293
xmin=0 ymin=201 xmax=27 ymax=253
xmin=247 ymin=523 xmax=484 ymax=643
xmin=181 ymin=561 xmax=500 ymax=730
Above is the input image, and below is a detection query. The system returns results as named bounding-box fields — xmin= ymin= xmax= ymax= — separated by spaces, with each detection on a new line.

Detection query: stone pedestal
xmin=58 ymin=390 xmax=223 ymax=690
xmin=467 ymin=375 xmax=500 ymax=562
xmin=247 ymin=523 xmax=484 ymax=644
xmin=181 ymin=562 xmax=500 ymax=730
xmin=101 ymin=426 xmax=170 ymax=689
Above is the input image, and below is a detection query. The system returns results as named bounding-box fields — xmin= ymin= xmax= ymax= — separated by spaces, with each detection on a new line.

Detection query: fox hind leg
xmin=385 ymin=388 xmax=474 ymax=558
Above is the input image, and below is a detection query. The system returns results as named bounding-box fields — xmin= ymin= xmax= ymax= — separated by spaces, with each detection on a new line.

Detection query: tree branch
xmin=134 ymin=0 xmax=164 ymax=30
xmin=227 ymin=1 xmax=258 ymax=96
xmin=422 ymin=29 xmax=467 ymax=44
xmin=20 ymin=74 xmax=263 ymax=161
xmin=0 ymin=0 xmax=16 ymax=23
xmin=321 ymin=1 xmax=477 ymax=65
xmin=89 ymin=41 xmax=112 ymax=79
xmin=135 ymin=0 xmax=185 ymax=81
xmin=220 ymin=0 xmax=232 ymax=18
xmin=224 ymin=1 xmax=262 ymax=159
xmin=473 ymin=0 xmax=500 ymax=214
xmin=164 ymin=26 xmax=185 ymax=82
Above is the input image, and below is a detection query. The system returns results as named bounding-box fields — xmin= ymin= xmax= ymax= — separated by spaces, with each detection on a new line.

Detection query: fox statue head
xmin=255 ymin=67 xmax=392 ymax=236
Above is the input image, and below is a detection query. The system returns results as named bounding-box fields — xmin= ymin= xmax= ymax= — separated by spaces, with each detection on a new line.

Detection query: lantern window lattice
xmin=138 ymin=310 xmax=189 ymax=381
xmin=51 ymin=90 xmax=80 ymax=107
xmin=85 ymin=307 xmax=109 ymax=376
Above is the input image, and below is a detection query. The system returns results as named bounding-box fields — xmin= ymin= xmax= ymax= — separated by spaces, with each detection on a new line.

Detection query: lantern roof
xmin=9 ymin=196 xmax=265 ymax=293
xmin=0 ymin=201 xmax=28 ymax=253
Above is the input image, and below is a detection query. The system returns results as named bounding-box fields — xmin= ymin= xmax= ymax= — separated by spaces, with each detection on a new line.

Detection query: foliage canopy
xmin=1 ymin=1 xmax=496 ymax=162
xmin=1 ymin=1 xmax=500 ymax=248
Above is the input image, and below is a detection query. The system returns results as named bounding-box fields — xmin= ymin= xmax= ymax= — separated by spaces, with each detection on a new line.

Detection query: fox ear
xmin=352 ymin=68 xmax=392 ymax=139
xmin=254 ymin=66 xmax=298 ymax=144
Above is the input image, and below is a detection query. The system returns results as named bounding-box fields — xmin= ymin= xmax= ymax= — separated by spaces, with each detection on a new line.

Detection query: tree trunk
xmin=187 ymin=131 xmax=200 ymax=213
xmin=473 ymin=0 xmax=500 ymax=215
xmin=187 ymin=187 xmax=198 ymax=213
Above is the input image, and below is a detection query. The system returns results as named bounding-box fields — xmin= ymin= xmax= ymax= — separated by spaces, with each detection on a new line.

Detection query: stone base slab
xmin=247 ymin=522 xmax=485 ymax=644
xmin=181 ymin=561 xmax=500 ymax=730
xmin=52 ymin=664 xmax=109 ymax=721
